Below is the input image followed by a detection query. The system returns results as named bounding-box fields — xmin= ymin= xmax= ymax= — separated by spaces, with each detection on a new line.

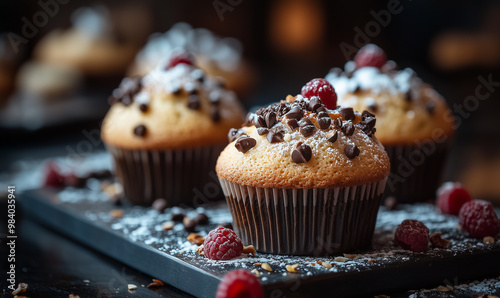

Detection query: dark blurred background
xmin=0 ymin=0 xmax=499 ymax=201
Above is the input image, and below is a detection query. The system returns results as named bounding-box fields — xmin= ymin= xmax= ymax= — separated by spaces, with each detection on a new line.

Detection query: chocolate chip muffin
xmin=326 ymin=44 xmax=455 ymax=203
xmin=216 ymin=79 xmax=390 ymax=255
xmin=102 ymin=54 xmax=245 ymax=206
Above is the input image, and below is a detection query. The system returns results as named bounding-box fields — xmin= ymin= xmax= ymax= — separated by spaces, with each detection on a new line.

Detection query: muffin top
xmin=325 ymin=45 xmax=455 ymax=146
xmin=101 ymin=56 xmax=244 ymax=150
xmin=216 ymin=91 xmax=390 ymax=189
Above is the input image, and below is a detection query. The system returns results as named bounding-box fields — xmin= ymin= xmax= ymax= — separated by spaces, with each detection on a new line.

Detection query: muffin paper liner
xmin=384 ymin=141 xmax=449 ymax=204
xmin=219 ymin=178 xmax=387 ymax=256
xmin=107 ymin=144 xmax=225 ymax=206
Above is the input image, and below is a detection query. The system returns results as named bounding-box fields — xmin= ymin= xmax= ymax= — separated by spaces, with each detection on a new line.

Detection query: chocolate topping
xmin=139 ymin=103 xmax=148 ymax=112
xmin=254 ymin=115 xmax=266 ymax=128
xmin=187 ymin=95 xmax=200 ymax=110
xmin=300 ymin=125 xmax=317 ymax=137
xmin=228 ymin=128 xmax=244 ymax=142
xmin=308 ymin=96 xmax=322 ymax=112
xmin=133 ymin=124 xmax=147 ymax=137
xmin=235 ymin=136 xmax=257 ymax=153
xmin=292 ymin=142 xmax=312 ymax=163
xmin=318 ymin=117 xmax=331 ymax=130
xmin=211 ymin=106 xmax=220 ymax=122
xmin=327 ymin=131 xmax=338 ymax=143
xmin=194 ymin=212 xmax=209 ymax=225
xmin=298 ymin=117 xmax=313 ymax=127
xmin=358 ymin=110 xmax=377 ymax=137
xmin=265 ymin=111 xmax=277 ymax=128
xmin=333 ymin=118 xmax=343 ymax=128
xmin=109 ymin=76 xmax=142 ymax=106
xmin=257 ymin=127 xmax=269 ymax=135
xmin=287 ymin=119 xmax=299 ymax=130
xmin=344 ymin=144 xmax=360 ymax=159
xmin=342 ymin=121 xmax=355 ymax=136
xmin=339 ymin=107 xmax=355 ymax=121
xmin=317 ymin=111 xmax=330 ymax=119
xmin=285 ymin=107 xmax=303 ymax=120
xmin=267 ymin=128 xmax=284 ymax=143
xmin=243 ymin=113 xmax=254 ymax=126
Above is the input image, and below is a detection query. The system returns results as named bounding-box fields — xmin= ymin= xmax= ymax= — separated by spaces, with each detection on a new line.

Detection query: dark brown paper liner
xmin=384 ymin=141 xmax=449 ymax=204
xmin=107 ymin=145 xmax=225 ymax=206
xmin=219 ymin=178 xmax=387 ymax=256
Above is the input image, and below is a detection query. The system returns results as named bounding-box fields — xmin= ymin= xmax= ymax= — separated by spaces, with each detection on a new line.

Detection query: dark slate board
xmin=20 ymin=187 xmax=500 ymax=298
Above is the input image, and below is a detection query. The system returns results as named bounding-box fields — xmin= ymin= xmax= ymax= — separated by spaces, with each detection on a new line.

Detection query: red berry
xmin=459 ymin=200 xmax=499 ymax=238
xmin=436 ymin=182 xmax=471 ymax=215
xmin=354 ymin=44 xmax=387 ymax=69
xmin=394 ymin=220 xmax=429 ymax=252
xmin=216 ymin=269 xmax=263 ymax=298
xmin=167 ymin=50 xmax=194 ymax=69
xmin=204 ymin=227 xmax=243 ymax=260
xmin=43 ymin=161 xmax=65 ymax=188
xmin=301 ymin=78 xmax=337 ymax=109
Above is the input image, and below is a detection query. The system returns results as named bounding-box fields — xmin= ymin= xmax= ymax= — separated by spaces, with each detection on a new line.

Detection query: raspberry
xmin=436 ymin=182 xmax=471 ymax=215
xmin=167 ymin=50 xmax=194 ymax=69
xmin=459 ymin=200 xmax=500 ymax=238
xmin=301 ymin=78 xmax=337 ymax=109
xmin=43 ymin=161 xmax=65 ymax=187
xmin=394 ymin=220 xmax=429 ymax=252
xmin=354 ymin=44 xmax=387 ymax=69
xmin=216 ymin=269 xmax=263 ymax=298
xmin=204 ymin=227 xmax=243 ymax=260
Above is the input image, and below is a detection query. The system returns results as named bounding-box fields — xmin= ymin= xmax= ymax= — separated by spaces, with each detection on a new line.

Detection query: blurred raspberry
xmin=204 ymin=227 xmax=243 ymax=260
xmin=301 ymin=78 xmax=337 ymax=109
xmin=394 ymin=220 xmax=429 ymax=252
xmin=167 ymin=50 xmax=194 ymax=69
xmin=436 ymin=182 xmax=471 ymax=215
xmin=216 ymin=269 xmax=263 ymax=298
xmin=43 ymin=161 xmax=65 ymax=188
xmin=354 ymin=44 xmax=387 ymax=69
xmin=459 ymin=200 xmax=500 ymax=238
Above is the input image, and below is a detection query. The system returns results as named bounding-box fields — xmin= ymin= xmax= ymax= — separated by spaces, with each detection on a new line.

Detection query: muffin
xmin=216 ymin=79 xmax=390 ymax=255
xmin=101 ymin=54 xmax=245 ymax=206
xmin=127 ymin=22 xmax=255 ymax=98
xmin=34 ymin=6 xmax=138 ymax=77
xmin=326 ymin=44 xmax=455 ymax=203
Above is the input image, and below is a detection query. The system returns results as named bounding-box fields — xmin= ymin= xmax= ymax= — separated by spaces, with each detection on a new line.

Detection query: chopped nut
xmin=187 ymin=233 xmax=205 ymax=245
xmin=196 ymin=244 xmax=204 ymax=256
xmin=343 ymin=253 xmax=356 ymax=259
xmin=311 ymin=262 xmax=316 ymax=266
xmin=368 ymin=259 xmax=375 ymax=264
xmin=334 ymin=257 xmax=347 ymax=262
xmin=261 ymin=263 xmax=273 ymax=272
xmin=284 ymin=134 xmax=292 ymax=142
xmin=437 ymin=285 xmax=451 ymax=292
xmin=254 ymin=263 xmax=262 ymax=266
xmin=110 ymin=209 xmax=124 ymax=218
xmin=286 ymin=264 xmax=300 ymax=273
xmin=103 ymin=183 xmax=123 ymax=197
xmin=483 ymin=236 xmax=495 ymax=245
xmin=69 ymin=294 xmax=80 ymax=298
xmin=152 ymin=279 xmax=164 ymax=286
xmin=162 ymin=221 xmax=175 ymax=231
xmin=243 ymin=245 xmax=256 ymax=255
xmin=128 ymin=284 xmax=137 ymax=290
xmin=322 ymin=262 xmax=332 ymax=269
xmin=316 ymin=261 xmax=322 ymax=265
xmin=251 ymin=269 xmax=261 ymax=277
xmin=430 ymin=232 xmax=450 ymax=248
xmin=147 ymin=282 xmax=162 ymax=289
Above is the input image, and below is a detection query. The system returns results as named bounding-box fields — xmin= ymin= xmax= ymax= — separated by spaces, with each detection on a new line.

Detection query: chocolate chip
xmin=109 ymin=194 xmax=122 ymax=206
xmin=308 ymin=96 xmax=322 ymax=111
xmin=288 ymin=119 xmax=299 ymax=130
xmin=344 ymin=144 xmax=360 ymax=159
xmin=339 ymin=107 xmax=355 ymax=121
xmin=404 ymin=91 xmax=413 ymax=101
xmin=317 ymin=117 xmax=331 ymax=130
xmin=253 ymin=115 xmax=266 ymax=128
xmin=292 ymin=142 xmax=312 ymax=163
xmin=187 ymin=95 xmax=200 ymax=110
xmin=243 ymin=113 xmax=254 ymax=126
xmin=257 ymin=128 xmax=269 ymax=135
xmin=285 ymin=107 xmax=302 ymax=120
xmin=353 ymin=85 xmax=361 ymax=93
xmin=298 ymin=117 xmax=313 ymax=127
xmin=333 ymin=118 xmax=342 ymax=128
xmin=235 ymin=136 xmax=257 ymax=153
xmin=209 ymin=90 xmax=221 ymax=105
xmin=267 ymin=129 xmax=284 ymax=143
xmin=133 ymin=124 xmax=147 ymax=137
xmin=171 ymin=210 xmax=185 ymax=222
xmin=152 ymin=198 xmax=168 ymax=213
xmin=384 ymin=196 xmax=398 ymax=210
xmin=426 ymin=101 xmax=435 ymax=114
xmin=183 ymin=218 xmax=197 ymax=232
xmin=110 ymin=76 xmax=142 ymax=106
xmin=300 ymin=125 xmax=317 ymax=137
xmin=228 ymin=128 xmax=244 ymax=142
xmin=342 ymin=122 xmax=355 ymax=136
xmin=430 ymin=232 xmax=450 ymax=249
xmin=218 ymin=222 xmax=233 ymax=229
xmin=327 ymin=131 xmax=338 ymax=143
xmin=317 ymin=111 xmax=330 ymax=119
xmin=265 ymin=111 xmax=277 ymax=128
xmin=194 ymin=213 xmax=209 ymax=225
xmin=362 ymin=110 xmax=375 ymax=118
xmin=211 ymin=106 xmax=220 ymax=122
xmin=367 ymin=103 xmax=378 ymax=113
xmin=139 ymin=103 xmax=148 ymax=112
xmin=316 ymin=106 xmax=327 ymax=113
xmin=172 ymin=85 xmax=182 ymax=96
xmin=216 ymin=77 xmax=226 ymax=88
xmin=362 ymin=117 xmax=376 ymax=132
